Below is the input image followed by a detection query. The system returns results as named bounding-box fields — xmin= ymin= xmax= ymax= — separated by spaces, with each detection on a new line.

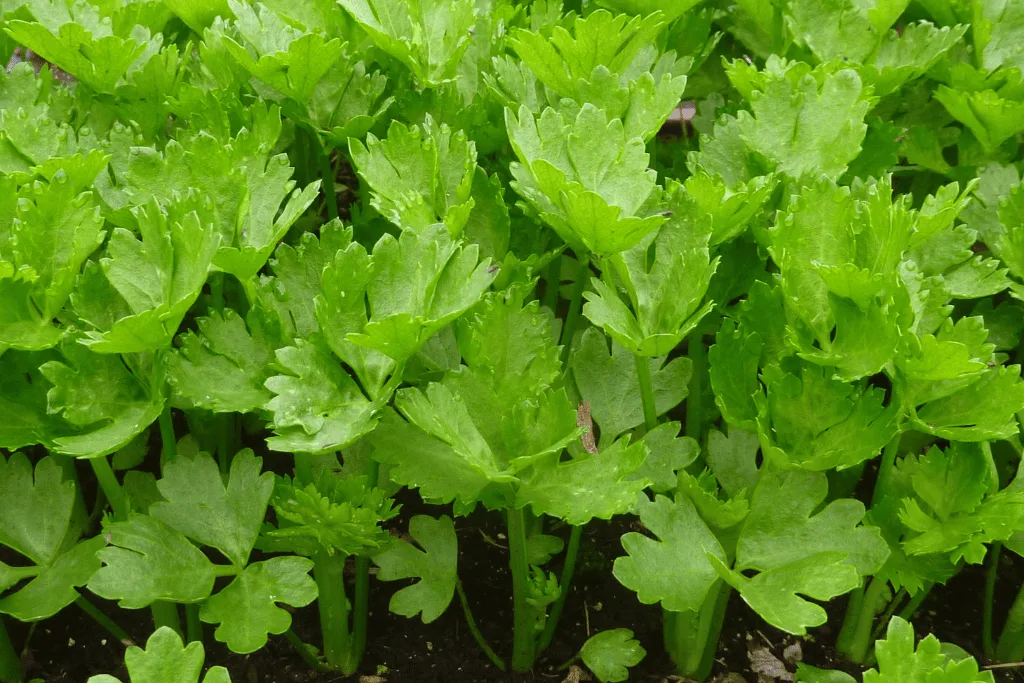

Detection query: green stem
xmin=294 ymin=453 xmax=315 ymax=486
xmin=871 ymin=434 xmax=900 ymax=509
xmin=559 ymin=255 xmax=590 ymax=369
xmin=837 ymin=585 xmax=865 ymax=655
xmin=897 ymin=583 xmax=932 ymax=622
xmin=667 ymin=582 xmax=728 ymax=678
xmin=456 ymin=578 xmax=506 ymax=671
xmin=635 ymin=353 xmax=658 ymax=432
xmin=984 ymin=543 xmax=1002 ymax=660
xmin=315 ymin=135 xmax=339 ymax=221
xmin=158 ymin=407 xmax=176 ymax=466
xmin=349 ymin=453 xmax=387 ymax=672
xmin=185 ymin=604 xmax=202 ymax=645
xmin=284 ymin=629 xmax=330 ymax=672
xmin=89 ymin=457 xmax=127 ymax=520
xmin=686 ymin=333 xmax=705 ymax=442
xmin=0 ymin=617 xmax=21 ymax=683
xmin=997 ymin=579 xmax=1024 ymax=662
xmin=150 ymin=601 xmax=183 ymax=639
xmin=75 ymin=596 xmax=132 ymax=646
xmin=507 ymin=507 xmax=537 ymax=672
xmin=537 ymin=524 xmax=583 ymax=654
xmin=315 ymin=551 xmax=352 ymax=671
xmin=544 ymin=256 xmax=561 ymax=313
xmin=869 ymin=588 xmax=907 ymax=642
xmin=845 ymin=577 xmax=888 ymax=665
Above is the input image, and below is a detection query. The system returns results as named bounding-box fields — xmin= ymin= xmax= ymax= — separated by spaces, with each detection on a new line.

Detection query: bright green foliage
xmin=572 ymin=327 xmax=692 ymax=442
xmin=349 ymin=117 xmax=477 ymax=235
xmin=40 ymin=342 xmax=164 ymax=458
xmin=87 ymin=626 xmax=232 ymax=683
xmin=373 ymin=514 xmax=457 ymax=623
xmin=505 ymin=104 xmax=664 ymax=255
xmin=502 ymin=10 xmax=688 ymax=141
xmin=865 ymin=617 xmax=995 ymax=682
xmin=899 ymin=443 xmax=1024 ymax=564
xmin=337 ymin=0 xmax=476 ymax=87
xmin=263 ymin=474 xmax=399 ymax=557
xmin=72 ymin=201 xmax=219 ymax=354
xmin=166 ymin=308 xmax=277 ymax=414
xmin=583 ymin=183 xmax=718 ymax=356
xmin=6 ymin=0 xmax=169 ymax=94
xmin=0 ymin=454 xmax=100 ymax=621
xmin=579 ymin=629 xmax=647 ymax=683
xmin=732 ymin=62 xmax=872 ymax=180
xmin=614 ymin=494 xmax=727 ymax=612
xmin=0 ymin=158 xmax=106 ymax=351
xmin=88 ymin=452 xmax=317 ymax=653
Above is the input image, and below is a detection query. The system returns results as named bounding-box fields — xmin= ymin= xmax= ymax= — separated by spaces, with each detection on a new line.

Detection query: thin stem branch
xmin=897 ymin=583 xmax=932 ymax=622
xmin=284 ymin=629 xmax=331 ymax=673
xmin=75 ymin=595 xmax=132 ymax=646
xmin=870 ymin=588 xmax=907 ymax=642
xmin=185 ymin=604 xmax=202 ymax=645
xmin=314 ymin=134 xmax=339 ymax=221
xmin=559 ymin=255 xmax=590 ymax=369
xmin=507 ymin=507 xmax=537 ymax=672
xmin=985 ymin=543 xmax=1002 ymax=660
xmin=537 ymin=524 xmax=583 ymax=654
xmin=686 ymin=333 xmax=704 ymax=442
xmin=871 ymin=434 xmax=901 ymax=509
xmin=0 ymin=617 xmax=21 ymax=683
xmin=846 ymin=577 xmax=889 ymax=664
xmin=158 ymin=407 xmax=176 ymax=467
xmin=89 ymin=457 xmax=127 ymax=521
xmin=544 ymin=256 xmax=561 ymax=313
xmin=997 ymin=579 xmax=1024 ymax=662
xmin=314 ymin=550 xmax=352 ymax=671
xmin=150 ymin=601 xmax=183 ymax=639
xmin=456 ymin=578 xmax=506 ymax=670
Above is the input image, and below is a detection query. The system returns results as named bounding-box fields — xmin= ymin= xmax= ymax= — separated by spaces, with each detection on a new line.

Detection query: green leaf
xmin=738 ymin=469 xmax=890 ymax=577
xmin=505 ymin=104 xmax=664 ymax=255
xmin=911 ymin=365 xmax=1024 ymax=441
xmin=0 ymin=350 xmax=69 ymax=450
xmin=517 ymin=435 xmax=650 ymax=525
xmin=736 ymin=65 xmax=871 ymax=180
xmin=222 ymin=1 xmax=345 ymax=104
xmin=755 ymin=359 xmax=900 ymax=471
xmin=373 ymin=515 xmax=457 ymax=623
xmin=708 ymin=320 xmax=764 ymax=432
xmin=706 ymin=427 xmax=761 ymax=499
xmin=794 ymin=664 xmax=857 ymax=683
xmin=613 ymin=494 xmax=726 ymax=612
xmin=863 ymin=617 xmax=995 ymax=683
xmin=349 ymin=116 xmax=477 ymax=236
xmin=150 ymin=451 xmax=274 ymax=568
xmin=264 ymin=340 xmax=378 ymax=455
xmin=86 ymin=626 xmax=232 ymax=683
xmin=711 ymin=552 xmax=861 ymax=635
xmin=0 ymin=162 xmax=106 ymax=350
xmin=264 ymin=474 xmax=398 ymax=557
xmin=88 ymin=515 xmax=218 ymax=609
xmin=40 ymin=342 xmax=164 ymax=459
xmin=571 ymin=327 xmax=691 ymax=442
xmin=199 ymin=556 xmax=317 ymax=654
xmin=0 ymin=536 xmax=104 ymax=621
xmin=337 ymin=0 xmax=476 ymax=86
xmin=579 ymin=629 xmax=647 ymax=683
xmin=75 ymin=201 xmax=220 ymax=354
xmin=973 ymin=0 xmax=1024 ymax=74
xmin=935 ymin=86 xmax=1024 ymax=152
xmin=166 ymin=308 xmax=277 ymax=414
xmin=0 ymin=454 xmax=75 ymax=566
xmin=632 ymin=421 xmax=699 ymax=493
xmin=346 ymin=224 xmax=496 ymax=362
xmin=584 ymin=187 xmax=718 ymax=356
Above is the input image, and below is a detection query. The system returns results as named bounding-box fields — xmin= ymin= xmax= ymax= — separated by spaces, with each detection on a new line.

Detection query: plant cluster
xmin=1 ymin=0 xmax=1024 ymax=682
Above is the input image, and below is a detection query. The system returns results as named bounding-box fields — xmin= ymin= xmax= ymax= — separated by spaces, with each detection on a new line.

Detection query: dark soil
xmin=7 ymin=487 xmax=1024 ymax=683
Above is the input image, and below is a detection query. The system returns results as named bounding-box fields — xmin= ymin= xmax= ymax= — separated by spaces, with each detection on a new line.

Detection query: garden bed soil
xmin=8 ymin=488 xmax=1023 ymax=683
